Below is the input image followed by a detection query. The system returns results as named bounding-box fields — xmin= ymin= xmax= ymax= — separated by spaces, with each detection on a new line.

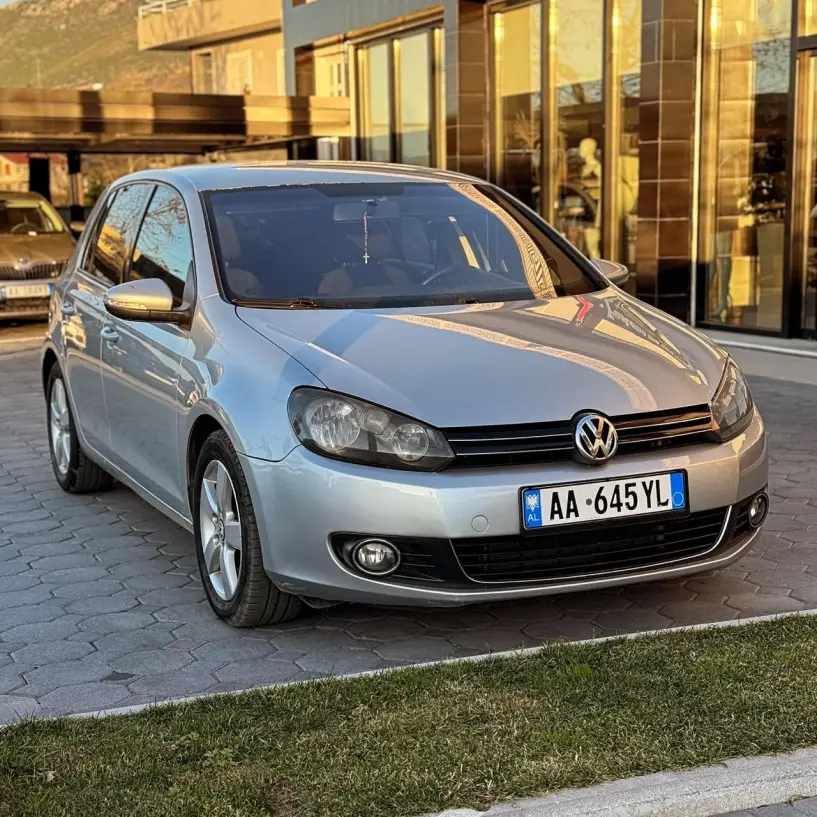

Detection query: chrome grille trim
xmin=443 ymin=405 xmax=715 ymax=468
xmin=0 ymin=261 xmax=66 ymax=281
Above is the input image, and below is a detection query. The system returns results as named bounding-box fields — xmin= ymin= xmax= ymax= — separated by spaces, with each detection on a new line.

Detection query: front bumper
xmin=240 ymin=408 xmax=768 ymax=607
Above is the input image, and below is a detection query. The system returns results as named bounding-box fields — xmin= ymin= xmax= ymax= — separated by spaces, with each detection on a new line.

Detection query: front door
xmin=100 ymin=184 xmax=194 ymax=516
xmin=63 ymin=184 xmax=151 ymax=455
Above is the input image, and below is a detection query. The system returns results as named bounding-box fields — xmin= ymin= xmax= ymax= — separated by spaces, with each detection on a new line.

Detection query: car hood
xmin=237 ymin=289 xmax=728 ymax=428
xmin=0 ymin=233 xmax=75 ymax=264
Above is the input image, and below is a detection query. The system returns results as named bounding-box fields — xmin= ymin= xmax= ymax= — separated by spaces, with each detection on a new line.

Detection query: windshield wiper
xmin=236 ymin=297 xmax=332 ymax=310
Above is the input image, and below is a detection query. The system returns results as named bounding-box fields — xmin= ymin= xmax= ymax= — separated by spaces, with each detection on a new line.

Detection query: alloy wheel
xmin=49 ymin=379 xmax=71 ymax=476
xmin=199 ymin=459 xmax=243 ymax=601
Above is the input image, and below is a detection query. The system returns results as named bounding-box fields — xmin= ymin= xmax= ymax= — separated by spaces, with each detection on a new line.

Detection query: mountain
xmin=0 ymin=0 xmax=190 ymax=91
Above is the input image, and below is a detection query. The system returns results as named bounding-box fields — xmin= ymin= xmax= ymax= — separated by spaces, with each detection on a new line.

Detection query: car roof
xmin=0 ymin=190 xmax=49 ymax=201
xmin=119 ymin=161 xmax=483 ymax=193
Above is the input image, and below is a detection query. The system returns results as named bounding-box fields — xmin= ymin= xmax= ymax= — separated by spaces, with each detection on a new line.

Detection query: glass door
xmin=794 ymin=46 xmax=817 ymax=337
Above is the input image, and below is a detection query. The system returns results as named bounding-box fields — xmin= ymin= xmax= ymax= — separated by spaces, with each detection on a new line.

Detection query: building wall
xmin=191 ymin=31 xmax=285 ymax=95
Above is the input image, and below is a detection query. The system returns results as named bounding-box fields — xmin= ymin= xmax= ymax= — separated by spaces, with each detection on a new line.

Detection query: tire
xmin=193 ymin=430 xmax=302 ymax=627
xmin=46 ymin=364 xmax=114 ymax=494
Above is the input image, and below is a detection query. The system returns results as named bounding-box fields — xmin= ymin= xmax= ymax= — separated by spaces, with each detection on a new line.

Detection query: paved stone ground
xmin=720 ymin=798 xmax=817 ymax=816
xmin=1 ymin=343 xmax=816 ymax=723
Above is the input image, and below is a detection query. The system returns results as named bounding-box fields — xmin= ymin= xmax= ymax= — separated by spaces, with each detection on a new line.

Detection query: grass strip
xmin=4 ymin=615 xmax=817 ymax=817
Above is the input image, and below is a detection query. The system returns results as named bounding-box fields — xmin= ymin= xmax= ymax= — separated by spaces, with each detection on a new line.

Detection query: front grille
xmin=444 ymin=405 xmax=714 ymax=468
xmin=0 ymin=261 xmax=65 ymax=281
xmin=451 ymin=506 xmax=729 ymax=584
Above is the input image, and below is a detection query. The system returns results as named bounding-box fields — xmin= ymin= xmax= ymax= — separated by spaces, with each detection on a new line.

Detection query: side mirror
xmin=70 ymin=221 xmax=85 ymax=238
xmin=593 ymin=258 xmax=630 ymax=287
xmin=104 ymin=279 xmax=189 ymax=326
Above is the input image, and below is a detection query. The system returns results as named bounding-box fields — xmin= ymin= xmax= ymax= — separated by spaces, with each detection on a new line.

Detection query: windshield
xmin=206 ymin=182 xmax=601 ymax=308
xmin=0 ymin=198 xmax=65 ymax=235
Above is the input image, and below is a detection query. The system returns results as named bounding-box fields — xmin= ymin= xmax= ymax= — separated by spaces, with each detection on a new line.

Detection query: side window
xmin=80 ymin=191 xmax=118 ymax=271
xmin=130 ymin=186 xmax=193 ymax=308
xmin=91 ymin=184 xmax=152 ymax=286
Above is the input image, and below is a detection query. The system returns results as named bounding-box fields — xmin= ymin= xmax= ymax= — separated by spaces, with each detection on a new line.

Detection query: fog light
xmin=351 ymin=539 xmax=400 ymax=576
xmin=748 ymin=492 xmax=769 ymax=529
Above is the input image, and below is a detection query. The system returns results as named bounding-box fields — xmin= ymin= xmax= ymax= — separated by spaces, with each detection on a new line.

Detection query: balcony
xmin=138 ymin=0 xmax=281 ymax=51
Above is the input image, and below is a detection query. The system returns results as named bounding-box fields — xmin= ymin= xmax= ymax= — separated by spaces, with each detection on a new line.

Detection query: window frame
xmin=125 ymin=182 xmax=197 ymax=312
xmin=354 ymin=24 xmax=443 ymax=167
xmin=83 ymin=183 xmax=154 ymax=288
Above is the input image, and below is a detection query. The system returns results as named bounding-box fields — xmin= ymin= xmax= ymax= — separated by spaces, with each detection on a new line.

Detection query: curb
xmin=427 ymin=747 xmax=817 ymax=817
xmin=56 ymin=606 xmax=817 ymax=723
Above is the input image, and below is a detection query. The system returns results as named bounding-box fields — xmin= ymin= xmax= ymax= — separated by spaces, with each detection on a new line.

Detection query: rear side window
xmin=90 ymin=184 xmax=152 ymax=286
xmin=130 ymin=186 xmax=193 ymax=308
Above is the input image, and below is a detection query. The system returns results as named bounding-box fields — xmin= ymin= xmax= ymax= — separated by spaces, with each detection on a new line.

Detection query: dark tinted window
xmin=206 ymin=182 xmax=600 ymax=308
xmin=130 ymin=186 xmax=193 ymax=307
xmin=91 ymin=184 xmax=152 ymax=286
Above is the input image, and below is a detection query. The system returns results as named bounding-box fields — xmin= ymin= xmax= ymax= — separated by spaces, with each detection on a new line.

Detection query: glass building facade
xmin=284 ymin=0 xmax=817 ymax=340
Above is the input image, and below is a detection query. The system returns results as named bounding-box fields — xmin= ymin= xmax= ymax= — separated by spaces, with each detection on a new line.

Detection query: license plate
xmin=522 ymin=471 xmax=687 ymax=530
xmin=1 ymin=283 xmax=53 ymax=300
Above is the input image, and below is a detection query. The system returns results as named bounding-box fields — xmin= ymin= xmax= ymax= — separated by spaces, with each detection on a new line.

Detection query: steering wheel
xmin=421 ymin=264 xmax=458 ymax=288
xmin=10 ymin=221 xmax=39 ymax=235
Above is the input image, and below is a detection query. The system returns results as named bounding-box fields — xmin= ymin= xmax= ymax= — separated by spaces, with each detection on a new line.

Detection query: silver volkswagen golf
xmin=42 ymin=163 xmax=769 ymax=626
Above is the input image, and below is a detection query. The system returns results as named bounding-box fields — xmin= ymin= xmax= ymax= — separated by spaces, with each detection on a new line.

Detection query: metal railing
xmin=138 ymin=0 xmax=194 ymax=19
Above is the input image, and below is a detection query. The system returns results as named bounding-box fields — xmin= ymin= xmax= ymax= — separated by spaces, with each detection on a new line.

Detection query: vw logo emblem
xmin=573 ymin=412 xmax=618 ymax=465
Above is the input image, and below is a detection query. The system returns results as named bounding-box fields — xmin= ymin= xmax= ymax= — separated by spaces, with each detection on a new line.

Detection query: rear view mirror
xmin=104 ymin=278 xmax=189 ymax=326
xmin=334 ymin=200 xmax=400 ymax=222
xmin=594 ymin=258 xmax=630 ymax=287
xmin=70 ymin=221 xmax=85 ymax=237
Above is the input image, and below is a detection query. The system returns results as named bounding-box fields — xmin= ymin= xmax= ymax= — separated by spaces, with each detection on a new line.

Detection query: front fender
xmin=179 ymin=296 xmax=322 ymax=463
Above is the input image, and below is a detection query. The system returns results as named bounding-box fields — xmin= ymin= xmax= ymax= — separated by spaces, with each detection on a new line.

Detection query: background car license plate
xmin=1 ymin=283 xmax=52 ymax=300
xmin=523 ymin=472 xmax=686 ymax=530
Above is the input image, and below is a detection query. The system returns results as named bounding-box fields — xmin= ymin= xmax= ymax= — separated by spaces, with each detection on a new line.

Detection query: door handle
xmin=101 ymin=325 xmax=120 ymax=344
xmin=60 ymin=302 xmax=75 ymax=317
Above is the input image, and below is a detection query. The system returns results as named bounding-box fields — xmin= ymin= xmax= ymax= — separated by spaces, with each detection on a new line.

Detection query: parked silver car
xmin=41 ymin=163 xmax=769 ymax=626
xmin=1 ymin=191 xmax=76 ymax=321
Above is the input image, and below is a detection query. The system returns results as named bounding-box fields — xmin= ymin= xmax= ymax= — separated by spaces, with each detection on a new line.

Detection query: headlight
xmin=288 ymin=388 xmax=454 ymax=471
xmin=711 ymin=358 xmax=753 ymax=441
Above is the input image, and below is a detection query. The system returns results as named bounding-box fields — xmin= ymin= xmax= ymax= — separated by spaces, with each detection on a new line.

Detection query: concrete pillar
xmin=635 ymin=0 xmax=699 ymax=321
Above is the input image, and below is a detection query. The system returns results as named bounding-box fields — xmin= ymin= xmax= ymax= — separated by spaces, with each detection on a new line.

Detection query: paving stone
xmin=296 ymin=649 xmax=390 ymax=675
xmin=51 ymin=579 xmax=126 ymax=600
xmin=10 ymin=640 xmax=94 ymax=665
xmin=64 ymin=594 xmax=139 ymax=616
xmin=522 ymin=619 xmax=599 ymax=642
xmin=0 ymin=573 xmax=41 ymax=593
xmin=271 ymin=629 xmax=360 ymax=652
xmin=450 ymin=629 xmax=534 ymax=652
xmin=191 ymin=640 xmax=276 ymax=663
xmin=1 ymin=620 xmax=79 ymax=643
xmin=39 ymin=566 xmax=111 ymax=584
xmin=374 ymin=637 xmax=459 ymax=662
xmin=91 ymin=628 xmax=176 ymax=653
xmin=213 ymin=658 xmax=303 ymax=685
xmin=0 ymin=695 xmax=43 ymax=722
xmin=78 ymin=611 xmax=159 ymax=633
xmin=38 ymin=682 xmax=130 ymax=713
xmin=136 ymin=587 xmax=206 ymax=607
xmin=345 ymin=618 xmax=427 ymax=641
xmin=126 ymin=662 xmax=223 ymax=697
xmin=110 ymin=649 xmax=193 ymax=675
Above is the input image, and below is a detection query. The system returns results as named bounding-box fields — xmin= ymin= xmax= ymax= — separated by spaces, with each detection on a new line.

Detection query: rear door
xmin=100 ymin=184 xmax=195 ymax=514
xmin=62 ymin=183 xmax=152 ymax=456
